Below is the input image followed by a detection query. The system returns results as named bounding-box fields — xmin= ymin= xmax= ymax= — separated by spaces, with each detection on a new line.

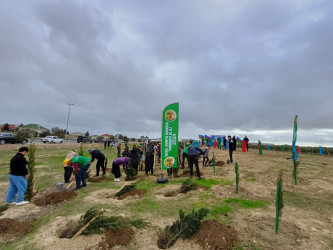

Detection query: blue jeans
xmin=6 ymin=175 xmax=27 ymax=203
xmin=76 ymin=163 xmax=90 ymax=188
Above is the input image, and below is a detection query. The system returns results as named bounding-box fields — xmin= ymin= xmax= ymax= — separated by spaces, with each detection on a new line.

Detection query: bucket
xmin=56 ymin=183 xmax=64 ymax=191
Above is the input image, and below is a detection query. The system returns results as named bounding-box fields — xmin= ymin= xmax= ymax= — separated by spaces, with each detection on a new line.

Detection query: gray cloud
xmin=1 ymin=0 xmax=332 ymax=145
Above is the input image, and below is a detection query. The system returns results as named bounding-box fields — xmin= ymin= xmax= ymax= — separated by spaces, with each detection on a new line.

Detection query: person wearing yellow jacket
xmin=63 ymin=150 xmax=77 ymax=183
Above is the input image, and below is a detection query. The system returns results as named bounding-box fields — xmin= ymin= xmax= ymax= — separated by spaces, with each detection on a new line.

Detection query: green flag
xmin=161 ymin=103 xmax=179 ymax=170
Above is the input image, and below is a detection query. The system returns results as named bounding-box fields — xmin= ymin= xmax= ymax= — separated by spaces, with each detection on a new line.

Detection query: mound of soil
xmin=98 ymin=228 xmax=134 ymax=249
xmin=88 ymin=176 xmax=112 ymax=183
xmin=117 ymin=188 xmax=146 ymax=200
xmin=180 ymin=170 xmax=204 ymax=177
xmin=34 ymin=191 xmax=77 ymax=206
xmin=193 ymin=220 xmax=238 ymax=250
xmin=0 ymin=218 xmax=32 ymax=236
xmin=215 ymin=160 xmax=225 ymax=166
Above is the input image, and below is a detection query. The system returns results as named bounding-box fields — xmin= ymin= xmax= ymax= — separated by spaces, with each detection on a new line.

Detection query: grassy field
xmin=0 ymin=142 xmax=332 ymax=250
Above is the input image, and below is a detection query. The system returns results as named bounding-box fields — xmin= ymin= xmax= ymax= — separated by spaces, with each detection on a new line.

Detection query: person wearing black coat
xmin=6 ymin=147 xmax=30 ymax=205
xmin=228 ymin=136 xmax=234 ymax=163
xmin=232 ymin=136 xmax=237 ymax=151
xmin=223 ymin=137 xmax=227 ymax=149
xmin=129 ymin=145 xmax=140 ymax=173
xmin=145 ymin=147 xmax=154 ymax=175
xmin=88 ymin=148 xmax=106 ymax=176
xmin=122 ymin=147 xmax=130 ymax=157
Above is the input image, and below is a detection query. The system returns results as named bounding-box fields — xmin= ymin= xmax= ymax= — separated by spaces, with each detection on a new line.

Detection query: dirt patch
xmin=98 ymin=228 xmax=134 ymax=249
xmin=180 ymin=170 xmax=204 ymax=177
xmin=88 ymin=176 xmax=112 ymax=183
xmin=215 ymin=160 xmax=225 ymax=166
xmin=116 ymin=188 xmax=146 ymax=200
xmin=33 ymin=191 xmax=77 ymax=206
xmin=58 ymin=219 xmax=80 ymax=239
xmin=164 ymin=190 xmax=178 ymax=197
xmin=0 ymin=218 xmax=32 ymax=236
xmin=193 ymin=220 xmax=238 ymax=250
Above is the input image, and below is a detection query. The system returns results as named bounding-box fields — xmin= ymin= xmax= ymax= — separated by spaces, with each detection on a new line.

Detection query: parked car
xmin=0 ymin=133 xmax=28 ymax=145
xmin=41 ymin=136 xmax=64 ymax=143
xmin=77 ymin=136 xmax=93 ymax=143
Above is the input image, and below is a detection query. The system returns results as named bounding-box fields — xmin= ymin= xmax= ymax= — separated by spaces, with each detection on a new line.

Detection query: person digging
xmin=111 ymin=157 xmax=130 ymax=182
xmin=88 ymin=148 xmax=106 ymax=176
xmin=66 ymin=156 xmax=91 ymax=191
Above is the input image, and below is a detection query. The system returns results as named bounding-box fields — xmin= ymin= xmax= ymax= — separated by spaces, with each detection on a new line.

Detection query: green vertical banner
xmin=161 ymin=103 xmax=179 ymax=171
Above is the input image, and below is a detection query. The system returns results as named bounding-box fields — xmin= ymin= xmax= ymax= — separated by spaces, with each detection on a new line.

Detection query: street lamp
xmin=65 ymin=103 xmax=74 ymax=140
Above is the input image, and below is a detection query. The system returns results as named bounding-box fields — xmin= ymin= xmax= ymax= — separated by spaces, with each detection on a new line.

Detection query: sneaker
xmin=74 ymin=187 xmax=82 ymax=191
xmin=114 ymin=178 xmax=120 ymax=182
xmin=82 ymin=184 xmax=87 ymax=187
xmin=16 ymin=201 xmax=29 ymax=206
xmin=6 ymin=202 xmax=16 ymax=205
xmin=198 ymin=177 xmax=202 ymax=180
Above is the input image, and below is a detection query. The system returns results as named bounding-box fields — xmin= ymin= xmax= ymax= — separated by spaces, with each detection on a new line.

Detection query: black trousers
xmin=111 ymin=162 xmax=121 ymax=178
xmin=131 ymin=161 xmax=139 ymax=173
xmin=96 ymin=158 xmax=105 ymax=175
xmin=145 ymin=161 xmax=154 ymax=174
xmin=157 ymin=152 xmax=161 ymax=163
xmin=188 ymin=155 xmax=200 ymax=178
xmin=229 ymin=150 xmax=233 ymax=163
xmin=203 ymin=156 xmax=209 ymax=166
xmin=64 ymin=166 xmax=73 ymax=183
xmin=182 ymin=153 xmax=188 ymax=169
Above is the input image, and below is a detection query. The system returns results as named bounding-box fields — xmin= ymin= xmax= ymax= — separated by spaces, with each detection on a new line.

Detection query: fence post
xmin=275 ymin=181 xmax=280 ymax=234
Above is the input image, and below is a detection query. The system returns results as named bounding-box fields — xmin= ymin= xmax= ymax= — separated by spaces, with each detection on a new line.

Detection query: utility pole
xmin=117 ymin=121 xmax=120 ymax=135
xmin=65 ymin=103 xmax=74 ymax=140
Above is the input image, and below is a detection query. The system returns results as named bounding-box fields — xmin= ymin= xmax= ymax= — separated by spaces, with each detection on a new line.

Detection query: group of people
xmin=4 ymin=135 xmax=249 ymax=202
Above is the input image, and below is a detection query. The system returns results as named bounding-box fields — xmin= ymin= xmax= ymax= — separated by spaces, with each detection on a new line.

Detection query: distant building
xmin=101 ymin=134 xmax=111 ymax=139
xmin=0 ymin=124 xmax=18 ymax=131
xmin=19 ymin=124 xmax=49 ymax=134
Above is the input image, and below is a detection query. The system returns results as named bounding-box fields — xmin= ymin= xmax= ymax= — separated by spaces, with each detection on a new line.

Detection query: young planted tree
xmin=213 ymin=152 xmax=216 ymax=176
xmin=275 ymin=170 xmax=284 ymax=234
xmin=124 ymin=162 xmax=137 ymax=181
xmin=78 ymin=143 xmax=91 ymax=179
xmin=258 ymin=140 xmax=263 ymax=155
xmin=78 ymin=143 xmax=85 ymax=156
xmin=158 ymin=208 xmax=209 ymax=249
xmin=235 ymin=162 xmax=239 ymax=194
xmin=25 ymin=142 xmax=37 ymax=200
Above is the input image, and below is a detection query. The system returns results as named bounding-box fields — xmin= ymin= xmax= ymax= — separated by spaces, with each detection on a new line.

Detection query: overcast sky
xmin=1 ymin=0 xmax=332 ymax=146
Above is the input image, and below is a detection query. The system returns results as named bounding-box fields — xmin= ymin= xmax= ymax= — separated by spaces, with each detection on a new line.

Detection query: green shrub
xmin=180 ymin=178 xmax=199 ymax=193
xmin=78 ymin=208 xmax=148 ymax=235
xmin=158 ymin=208 xmax=209 ymax=249
xmin=125 ymin=162 xmax=137 ymax=181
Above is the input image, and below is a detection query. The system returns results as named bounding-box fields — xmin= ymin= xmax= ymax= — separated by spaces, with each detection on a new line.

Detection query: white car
xmin=41 ymin=136 xmax=64 ymax=143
